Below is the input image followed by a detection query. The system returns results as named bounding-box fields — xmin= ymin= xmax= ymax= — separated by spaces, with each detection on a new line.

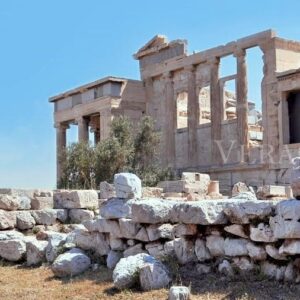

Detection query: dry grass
xmin=0 ymin=262 xmax=300 ymax=300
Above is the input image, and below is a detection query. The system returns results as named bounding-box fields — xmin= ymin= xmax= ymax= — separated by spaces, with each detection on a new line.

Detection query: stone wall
xmin=0 ymin=189 xmax=99 ymax=232
xmin=73 ymin=196 xmax=300 ymax=283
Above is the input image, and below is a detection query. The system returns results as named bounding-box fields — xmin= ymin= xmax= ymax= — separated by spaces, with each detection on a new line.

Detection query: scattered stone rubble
xmin=1 ymin=170 xmax=300 ymax=292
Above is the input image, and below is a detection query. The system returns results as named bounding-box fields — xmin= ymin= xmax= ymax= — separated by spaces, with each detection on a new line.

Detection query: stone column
xmin=77 ymin=116 xmax=89 ymax=143
xmin=186 ymin=65 xmax=199 ymax=167
xmin=234 ymin=48 xmax=249 ymax=163
xmin=55 ymin=122 xmax=68 ymax=187
xmin=163 ymin=71 xmax=176 ymax=167
xmin=209 ymin=57 xmax=222 ymax=165
xmin=100 ymin=109 xmax=112 ymax=140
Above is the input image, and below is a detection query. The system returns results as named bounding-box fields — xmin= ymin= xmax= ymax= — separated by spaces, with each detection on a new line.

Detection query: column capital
xmin=207 ymin=56 xmax=220 ymax=65
xmin=162 ymin=71 xmax=173 ymax=81
xmin=54 ymin=122 xmax=69 ymax=130
xmin=184 ymin=65 xmax=196 ymax=73
xmin=233 ymin=47 xmax=246 ymax=58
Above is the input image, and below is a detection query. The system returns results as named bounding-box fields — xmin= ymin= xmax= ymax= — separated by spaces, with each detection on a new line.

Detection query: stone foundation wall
xmin=0 ymin=189 xmax=99 ymax=232
xmin=74 ymin=197 xmax=300 ymax=282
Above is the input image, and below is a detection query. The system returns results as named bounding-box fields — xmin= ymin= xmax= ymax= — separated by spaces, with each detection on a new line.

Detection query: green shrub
xmin=59 ymin=116 xmax=174 ymax=189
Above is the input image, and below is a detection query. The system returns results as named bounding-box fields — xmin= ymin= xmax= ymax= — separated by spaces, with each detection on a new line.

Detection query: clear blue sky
xmin=1 ymin=0 xmax=300 ymax=188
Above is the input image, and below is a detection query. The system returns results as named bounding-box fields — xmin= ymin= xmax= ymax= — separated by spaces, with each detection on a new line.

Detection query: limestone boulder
xmin=224 ymin=238 xmax=248 ymax=256
xmin=109 ymin=236 xmax=125 ymax=251
xmin=107 ymin=250 xmax=123 ymax=269
xmin=279 ymin=240 xmax=300 ymax=255
xmin=16 ymin=211 xmax=36 ymax=230
xmin=164 ymin=240 xmax=175 ymax=256
xmin=0 ymin=239 xmax=26 ymax=261
xmin=100 ymin=181 xmax=116 ymax=199
xmin=257 ymin=185 xmax=288 ymax=200
xmin=0 ymin=230 xmax=24 ymax=241
xmin=45 ymin=233 xmax=67 ymax=263
xmin=232 ymin=182 xmax=255 ymax=197
xmin=135 ymin=227 xmax=149 ymax=242
xmin=224 ymin=200 xmax=275 ymax=224
xmin=31 ymin=196 xmax=54 ymax=210
xmin=51 ymin=248 xmax=91 ymax=277
xmin=124 ymin=243 xmax=145 ymax=258
xmin=174 ymin=237 xmax=196 ymax=264
xmin=195 ymin=239 xmax=211 ymax=261
xmin=131 ymin=198 xmax=175 ymax=224
xmin=0 ymin=195 xmax=31 ymax=211
xmin=73 ymin=229 xmax=110 ymax=256
xmin=84 ymin=217 xmax=121 ymax=237
xmin=100 ymin=197 xmax=133 ymax=219
xmin=119 ymin=218 xmax=142 ymax=239
xmin=54 ymin=190 xmax=98 ymax=209
xmin=270 ymin=200 xmax=300 ymax=239
xmin=0 ymin=195 xmax=20 ymax=210
xmin=31 ymin=209 xmax=68 ymax=226
xmin=113 ymin=253 xmax=156 ymax=289
xmin=173 ymin=224 xmax=197 ymax=237
xmin=168 ymin=286 xmax=190 ymax=300
xmin=246 ymin=243 xmax=266 ymax=261
xmin=265 ymin=245 xmax=288 ymax=261
xmin=170 ymin=200 xmax=228 ymax=225
xmin=139 ymin=260 xmax=171 ymax=291
xmin=224 ymin=224 xmax=248 ymax=238
xmin=114 ymin=173 xmax=142 ymax=199
xmin=145 ymin=242 xmax=165 ymax=258
xmin=142 ymin=187 xmax=163 ymax=198
xmin=26 ymin=239 xmax=48 ymax=266
xmin=206 ymin=235 xmax=225 ymax=257
xmin=0 ymin=210 xmax=16 ymax=229
xmin=69 ymin=209 xmax=94 ymax=224
xmin=230 ymin=192 xmax=257 ymax=201
xmin=146 ymin=223 xmax=174 ymax=241
xmin=250 ymin=223 xmax=276 ymax=242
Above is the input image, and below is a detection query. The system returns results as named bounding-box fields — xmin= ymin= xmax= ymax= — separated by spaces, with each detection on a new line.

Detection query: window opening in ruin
xmin=223 ymin=79 xmax=237 ymax=121
xmin=246 ymin=47 xmax=264 ymax=144
xmin=198 ymin=86 xmax=211 ymax=124
xmin=288 ymin=92 xmax=300 ymax=144
xmin=67 ymin=123 xmax=77 ymax=145
xmin=220 ymin=55 xmax=236 ymax=77
xmin=176 ymin=91 xmax=188 ymax=129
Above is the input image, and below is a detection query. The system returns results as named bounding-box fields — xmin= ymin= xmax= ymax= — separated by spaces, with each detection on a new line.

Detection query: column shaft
xmin=164 ymin=72 xmax=176 ymax=167
xmin=235 ymin=48 xmax=249 ymax=163
xmin=210 ymin=57 xmax=222 ymax=165
xmin=55 ymin=123 xmax=68 ymax=187
xmin=77 ymin=117 xmax=89 ymax=143
xmin=186 ymin=66 xmax=199 ymax=166
xmin=100 ymin=109 xmax=112 ymax=140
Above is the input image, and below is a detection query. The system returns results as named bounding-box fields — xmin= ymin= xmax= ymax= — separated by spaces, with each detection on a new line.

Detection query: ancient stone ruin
xmin=1 ymin=168 xmax=300 ymax=295
xmin=50 ymin=29 xmax=300 ymax=193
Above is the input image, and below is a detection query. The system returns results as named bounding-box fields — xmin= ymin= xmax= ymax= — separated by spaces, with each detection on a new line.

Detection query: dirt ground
xmin=0 ymin=263 xmax=300 ymax=300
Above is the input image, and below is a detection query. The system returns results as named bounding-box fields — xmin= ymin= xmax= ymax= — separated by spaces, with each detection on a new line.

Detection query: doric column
xmin=55 ymin=122 xmax=68 ymax=187
xmin=77 ymin=116 xmax=89 ymax=143
xmin=163 ymin=71 xmax=176 ymax=167
xmin=209 ymin=57 xmax=222 ymax=165
xmin=100 ymin=109 xmax=112 ymax=140
xmin=185 ymin=65 xmax=199 ymax=167
xmin=234 ymin=48 xmax=249 ymax=163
